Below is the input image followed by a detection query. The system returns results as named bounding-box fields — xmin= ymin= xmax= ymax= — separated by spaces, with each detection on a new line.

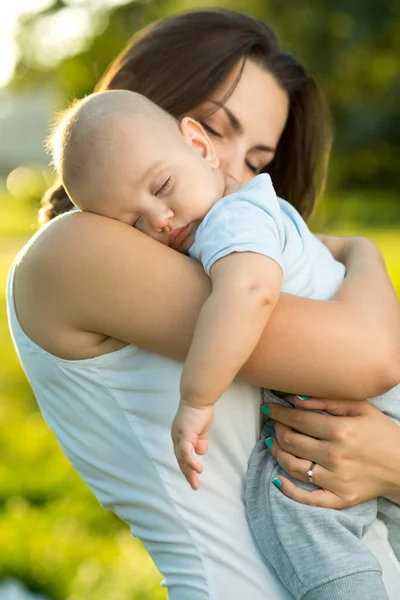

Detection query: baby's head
xmin=48 ymin=90 xmax=225 ymax=252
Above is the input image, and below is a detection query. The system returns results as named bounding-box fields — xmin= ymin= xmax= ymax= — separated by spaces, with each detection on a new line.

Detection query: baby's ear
xmin=180 ymin=117 xmax=219 ymax=169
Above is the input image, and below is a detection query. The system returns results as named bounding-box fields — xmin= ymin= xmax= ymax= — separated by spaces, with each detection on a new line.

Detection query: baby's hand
xmin=171 ymin=401 xmax=214 ymax=490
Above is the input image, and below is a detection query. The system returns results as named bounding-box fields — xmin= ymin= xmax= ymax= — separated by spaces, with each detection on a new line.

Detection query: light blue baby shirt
xmin=189 ymin=174 xmax=345 ymax=301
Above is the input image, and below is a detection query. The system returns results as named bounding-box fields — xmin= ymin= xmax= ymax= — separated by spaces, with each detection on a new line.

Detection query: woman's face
xmin=187 ymin=59 xmax=289 ymax=185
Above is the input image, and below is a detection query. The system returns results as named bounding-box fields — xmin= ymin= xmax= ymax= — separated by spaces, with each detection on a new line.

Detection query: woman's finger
xmin=293 ymin=396 xmax=370 ymax=417
xmin=268 ymin=436 xmax=339 ymax=490
xmin=265 ymin=403 xmax=340 ymax=440
xmin=273 ymin=422 xmax=329 ymax=464
xmin=268 ymin=437 xmax=318 ymax=484
xmin=271 ymin=476 xmax=345 ymax=509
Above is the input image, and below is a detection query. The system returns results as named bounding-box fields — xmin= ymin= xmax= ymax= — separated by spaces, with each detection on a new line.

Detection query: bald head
xmin=47 ymin=90 xmax=179 ymax=210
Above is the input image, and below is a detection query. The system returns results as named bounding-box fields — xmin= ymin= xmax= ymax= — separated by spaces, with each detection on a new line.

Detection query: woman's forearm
xmin=240 ymin=236 xmax=400 ymax=397
xmin=334 ymin=236 xmax=400 ymax=376
xmin=334 ymin=237 xmax=400 ymax=390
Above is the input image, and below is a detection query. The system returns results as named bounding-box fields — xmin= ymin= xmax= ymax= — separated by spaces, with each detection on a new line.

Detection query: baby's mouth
xmin=168 ymin=224 xmax=191 ymax=249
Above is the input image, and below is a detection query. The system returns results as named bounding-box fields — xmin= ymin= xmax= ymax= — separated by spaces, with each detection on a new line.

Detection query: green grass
xmin=0 ymin=192 xmax=399 ymax=598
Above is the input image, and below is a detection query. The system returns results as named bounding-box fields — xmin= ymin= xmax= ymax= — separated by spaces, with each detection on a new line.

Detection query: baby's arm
xmin=172 ymin=251 xmax=282 ymax=489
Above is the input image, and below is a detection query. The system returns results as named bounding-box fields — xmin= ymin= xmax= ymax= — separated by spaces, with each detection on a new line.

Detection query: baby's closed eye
xmin=132 ymin=216 xmax=142 ymax=228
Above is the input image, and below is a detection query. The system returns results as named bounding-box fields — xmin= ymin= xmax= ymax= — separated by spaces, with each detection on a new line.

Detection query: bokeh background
xmin=0 ymin=1 xmax=399 ymax=598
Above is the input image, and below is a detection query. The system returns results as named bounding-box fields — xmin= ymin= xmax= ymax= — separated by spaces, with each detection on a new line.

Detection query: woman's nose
xmin=219 ymin=152 xmax=246 ymax=185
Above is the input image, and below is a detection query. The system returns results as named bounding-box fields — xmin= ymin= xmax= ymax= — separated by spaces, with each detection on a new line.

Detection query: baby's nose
xmin=150 ymin=209 xmax=174 ymax=232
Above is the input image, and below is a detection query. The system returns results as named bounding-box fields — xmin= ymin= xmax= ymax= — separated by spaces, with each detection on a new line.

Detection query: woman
xmin=8 ymin=9 xmax=400 ymax=599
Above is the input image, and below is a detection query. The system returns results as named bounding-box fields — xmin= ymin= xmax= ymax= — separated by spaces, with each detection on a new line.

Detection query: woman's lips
xmin=168 ymin=224 xmax=191 ymax=249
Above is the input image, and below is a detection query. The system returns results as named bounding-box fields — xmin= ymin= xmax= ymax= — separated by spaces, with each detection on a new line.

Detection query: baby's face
xmin=91 ymin=115 xmax=225 ymax=254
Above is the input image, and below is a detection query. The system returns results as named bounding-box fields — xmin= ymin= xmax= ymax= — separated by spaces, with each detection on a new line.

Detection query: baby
xmin=48 ymin=89 xmax=345 ymax=481
xmin=48 ymin=90 xmax=301 ymax=477
xmin=48 ymin=90 xmax=399 ymax=600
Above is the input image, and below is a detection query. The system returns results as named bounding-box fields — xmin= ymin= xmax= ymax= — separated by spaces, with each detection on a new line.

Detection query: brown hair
xmin=40 ymin=8 xmax=331 ymax=224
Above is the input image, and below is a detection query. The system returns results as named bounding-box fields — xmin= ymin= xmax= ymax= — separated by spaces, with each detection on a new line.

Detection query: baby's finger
xmin=195 ymin=436 xmax=208 ymax=456
xmin=187 ymin=469 xmax=200 ymax=491
xmin=179 ymin=459 xmax=200 ymax=490
xmin=182 ymin=441 xmax=203 ymax=472
xmin=182 ymin=456 xmax=203 ymax=490
xmin=178 ymin=445 xmax=202 ymax=472
xmin=175 ymin=440 xmax=203 ymax=488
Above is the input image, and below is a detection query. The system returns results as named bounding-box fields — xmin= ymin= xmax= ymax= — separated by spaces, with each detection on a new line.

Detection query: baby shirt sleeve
xmin=189 ymin=174 xmax=285 ymax=276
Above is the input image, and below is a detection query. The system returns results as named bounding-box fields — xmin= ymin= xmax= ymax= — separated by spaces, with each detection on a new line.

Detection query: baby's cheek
xmin=150 ymin=231 xmax=169 ymax=245
xmin=135 ymin=222 xmax=168 ymax=245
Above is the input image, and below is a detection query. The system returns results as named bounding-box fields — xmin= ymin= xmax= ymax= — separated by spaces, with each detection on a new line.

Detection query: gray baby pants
xmin=246 ymin=385 xmax=400 ymax=600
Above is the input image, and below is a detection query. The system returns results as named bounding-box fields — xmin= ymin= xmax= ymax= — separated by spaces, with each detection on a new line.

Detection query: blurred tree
xmin=11 ymin=0 xmax=400 ymax=199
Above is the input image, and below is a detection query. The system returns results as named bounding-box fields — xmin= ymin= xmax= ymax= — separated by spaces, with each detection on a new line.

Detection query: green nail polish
xmin=296 ymin=395 xmax=310 ymax=400
xmin=273 ymin=477 xmax=283 ymax=489
xmin=261 ymin=405 xmax=270 ymax=416
xmin=265 ymin=437 xmax=274 ymax=449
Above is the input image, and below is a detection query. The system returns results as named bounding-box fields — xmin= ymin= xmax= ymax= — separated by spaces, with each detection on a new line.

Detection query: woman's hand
xmin=264 ymin=397 xmax=400 ymax=508
xmin=314 ymin=232 xmax=350 ymax=263
xmin=315 ymin=232 xmax=377 ymax=265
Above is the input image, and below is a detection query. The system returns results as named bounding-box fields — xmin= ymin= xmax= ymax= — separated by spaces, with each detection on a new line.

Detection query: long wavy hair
xmin=40 ymin=8 xmax=331 ymax=224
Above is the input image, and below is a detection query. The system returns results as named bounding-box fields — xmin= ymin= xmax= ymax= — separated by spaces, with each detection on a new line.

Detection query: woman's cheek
xmin=211 ymin=138 xmax=225 ymax=164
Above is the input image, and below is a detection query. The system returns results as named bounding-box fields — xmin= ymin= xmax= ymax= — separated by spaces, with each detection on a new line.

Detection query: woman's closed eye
xmin=246 ymin=160 xmax=259 ymax=174
xmin=200 ymin=121 xmax=223 ymax=138
xmin=201 ymin=121 xmax=265 ymax=175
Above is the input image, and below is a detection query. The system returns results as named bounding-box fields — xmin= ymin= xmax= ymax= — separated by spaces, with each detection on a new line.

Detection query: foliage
xmin=11 ymin=0 xmax=400 ymax=199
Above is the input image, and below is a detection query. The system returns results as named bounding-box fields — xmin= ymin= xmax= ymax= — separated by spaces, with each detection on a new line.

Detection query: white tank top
xmin=6 ymin=259 xmax=400 ymax=599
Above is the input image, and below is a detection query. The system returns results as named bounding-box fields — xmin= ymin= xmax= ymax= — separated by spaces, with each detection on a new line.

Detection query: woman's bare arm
xmin=245 ymin=234 xmax=400 ymax=396
xmin=21 ymin=213 xmax=400 ymax=398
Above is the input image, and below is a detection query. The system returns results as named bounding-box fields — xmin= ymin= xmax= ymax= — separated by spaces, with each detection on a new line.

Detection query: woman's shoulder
xmin=29 ymin=210 xmax=126 ymax=249
xmin=18 ymin=211 xmax=143 ymax=277
xmin=12 ymin=212 xmax=134 ymax=359
xmin=12 ymin=210 xmax=205 ymax=362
